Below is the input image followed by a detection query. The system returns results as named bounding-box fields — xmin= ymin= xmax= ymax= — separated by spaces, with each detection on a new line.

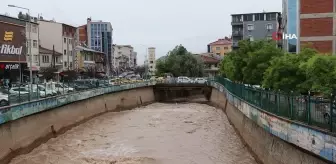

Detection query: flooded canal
xmin=10 ymin=103 xmax=257 ymax=164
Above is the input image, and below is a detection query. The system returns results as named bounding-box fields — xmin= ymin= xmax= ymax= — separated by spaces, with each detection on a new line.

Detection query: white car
xmin=0 ymin=90 xmax=9 ymax=106
xmin=177 ymin=76 xmax=193 ymax=83
xmin=194 ymin=78 xmax=207 ymax=84
xmin=54 ymin=83 xmax=74 ymax=94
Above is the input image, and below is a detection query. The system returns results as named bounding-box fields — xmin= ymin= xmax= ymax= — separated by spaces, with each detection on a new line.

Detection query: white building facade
xmin=113 ymin=45 xmax=134 ymax=69
xmin=26 ymin=19 xmax=40 ymax=72
xmin=148 ymin=47 xmax=156 ymax=75
xmin=38 ymin=19 xmax=77 ymax=71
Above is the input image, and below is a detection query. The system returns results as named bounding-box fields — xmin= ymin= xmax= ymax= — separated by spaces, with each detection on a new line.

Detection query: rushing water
xmin=10 ymin=103 xmax=257 ymax=164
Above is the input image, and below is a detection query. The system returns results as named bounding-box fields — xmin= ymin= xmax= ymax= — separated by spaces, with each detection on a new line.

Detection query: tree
xmin=40 ymin=67 xmax=58 ymax=81
xmin=18 ymin=12 xmax=25 ymax=20
xmin=263 ymin=53 xmax=305 ymax=93
xmin=156 ymin=45 xmax=204 ymax=77
xmin=242 ymin=41 xmax=283 ymax=85
xmin=301 ymin=55 xmax=336 ymax=95
xmin=219 ymin=40 xmax=275 ymax=83
xmin=61 ymin=70 xmax=78 ymax=82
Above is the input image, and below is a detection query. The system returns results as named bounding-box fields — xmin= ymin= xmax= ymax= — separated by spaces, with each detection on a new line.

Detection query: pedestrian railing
xmin=0 ymin=80 xmax=154 ymax=125
xmin=210 ymin=76 xmax=336 ymax=132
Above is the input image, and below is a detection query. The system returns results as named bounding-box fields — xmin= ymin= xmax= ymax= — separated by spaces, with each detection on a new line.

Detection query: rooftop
xmin=75 ymin=46 xmax=104 ymax=54
xmin=38 ymin=19 xmax=76 ymax=28
xmin=208 ymin=37 xmax=232 ymax=46
xmin=39 ymin=46 xmax=62 ymax=56
xmin=0 ymin=14 xmax=38 ymax=24
xmin=231 ymin=11 xmax=280 ymax=16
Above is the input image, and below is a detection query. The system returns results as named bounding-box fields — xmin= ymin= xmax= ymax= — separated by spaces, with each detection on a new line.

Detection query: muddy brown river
xmin=10 ymin=103 xmax=257 ymax=164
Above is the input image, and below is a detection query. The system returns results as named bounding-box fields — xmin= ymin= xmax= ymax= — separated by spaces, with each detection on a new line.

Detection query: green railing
xmin=212 ymin=77 xmax=336 ymax=132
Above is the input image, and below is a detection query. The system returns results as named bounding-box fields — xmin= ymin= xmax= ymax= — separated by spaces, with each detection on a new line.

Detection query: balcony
xmin=232 ymin=31 xmax=243 ymax=36
xmin=231 ymin=21 xmax=243 ymax=26
xmin=232 ymin=41 xmax=239 ymax=47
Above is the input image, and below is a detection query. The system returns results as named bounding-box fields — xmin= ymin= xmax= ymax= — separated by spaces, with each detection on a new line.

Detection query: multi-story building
xmin=207 ymin=37 xmax=232 ymax=56
xmin=148 ymin=47 xmax=156 ymax=75
xmin=39 ymin=46 xmax=63 ymax=69
xmin=84 ymin=18 xmax=113 ymax=74
xmin=38 ymin=19 xmax=77 ymax=72
xmin=0 ymin=14 xmax=41 ymax=82
xmin=198 ymin=53 xmax=222 ymax=77
xmin=231 ymin=12 xmax=280 ymax=49
xmin=113 ymin=45 xmax=133 ymax=71
xmin=296 ymin=0 xmax=335 ymax=54
xmin=75 ymin=46 xmax=105 ymax=73
xmin=130 ymin=52 xmax=137 ymax=67
xmin=281 ymin=0 xmax=299 ymax=53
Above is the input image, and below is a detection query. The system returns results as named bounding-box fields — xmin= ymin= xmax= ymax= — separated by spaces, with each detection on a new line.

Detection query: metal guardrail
xmin=211 ymin=77 xmax=336 ymax=132
xmin=0 ymin=80 xmax=155 ymax=125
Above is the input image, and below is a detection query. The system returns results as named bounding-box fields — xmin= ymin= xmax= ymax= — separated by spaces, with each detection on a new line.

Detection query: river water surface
xmin=10 ymin=103 xmax=257 ymax=164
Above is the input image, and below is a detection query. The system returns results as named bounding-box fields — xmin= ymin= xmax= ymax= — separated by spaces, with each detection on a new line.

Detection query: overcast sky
xmin=1 ymin=0 xmax=281 ymax=65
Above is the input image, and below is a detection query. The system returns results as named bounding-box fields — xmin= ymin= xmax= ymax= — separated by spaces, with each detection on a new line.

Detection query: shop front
xmin=0 ymin=20 xmax=27 ymax=83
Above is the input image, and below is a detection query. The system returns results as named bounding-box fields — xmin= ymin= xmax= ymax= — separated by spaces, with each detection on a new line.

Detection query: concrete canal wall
xmin=209 ymin=83 xmax=332 ymax=164
xmin=0 ymin=85 xmax=155 ymax=164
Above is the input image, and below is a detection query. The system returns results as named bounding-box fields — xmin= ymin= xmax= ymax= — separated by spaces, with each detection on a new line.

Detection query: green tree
xmin=243 ymin=41 xmax=283 ymax=85
xmin=40 ymin=67 xmax=58 ymax=81
xmin=263 ymin=53 xmax=305 ymax=93
xmin=219 ymin=40 xmax=276 ymax=83
xmin=156 ymin=45 xmax=204 ymax=77
xmin=301 ymin=55 xmax=336 ymax=95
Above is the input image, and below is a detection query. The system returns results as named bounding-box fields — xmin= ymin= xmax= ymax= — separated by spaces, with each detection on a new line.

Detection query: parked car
xmin=177 ymin=76 xmax=193 ymax=83
xmin=54 ymin=83 xmax=74 ymax=94
xmin=194 ymin=78 xmax=207 ymax=84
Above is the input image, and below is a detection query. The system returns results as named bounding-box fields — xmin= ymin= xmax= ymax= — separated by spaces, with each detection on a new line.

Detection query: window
xmin=64 ymin=61 xmax=67 ymax=67
xmin=68 ymin=38 xmax=72 ymax=44
xmin=70 ymin=62 xmax=72 ymax=68
xmin=243 ymin=14 xmax=253 ymax=21
xmin=150 ymin=61 xmax=153 ymax=64
xmin=32 ymin=25 xmax=37 ymax=33
xmin=255 ymin=13 xmax=264 ymax=21
xmin=224 ymin=47 xmax=228 ymax=50
xmin=64 ymin=38 xmax=66 ymax=43
xmin=216 ymin=47 xmax=220 ymax=50
xmin=232 ymin=15 xmax=242 ymax=22
xmin=266 ymin=24 xmax=273 ymax=30
xmin=266 ymin=13 xmax=276 ymax=21
xmin=34 ymin=55 xmax=38 ymax=62
xmin=247 ymin=24 xmax=254 ymax=31
xmin=42 ymin=55 xmax=49 ymax=63
xmin=216 ymin=53 xmax=220 ymax=55
xmin=33 ymin=40 xmax=37 ymax=48
xmin=150 ymin=66 xmax=153 ymax=68
xmin=64 ymin=50 xmax=66 ymax=56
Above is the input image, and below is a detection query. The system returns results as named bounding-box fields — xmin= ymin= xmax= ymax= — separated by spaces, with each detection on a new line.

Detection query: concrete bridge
xmin=0 ymin=82 xmax=333 ymax=164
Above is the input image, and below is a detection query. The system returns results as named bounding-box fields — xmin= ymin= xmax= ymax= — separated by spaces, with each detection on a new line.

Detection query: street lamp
xmin=136 ymin=44 xmax=149 ymax=79
xmin=8 ymin=4 xmax=33 ymax=85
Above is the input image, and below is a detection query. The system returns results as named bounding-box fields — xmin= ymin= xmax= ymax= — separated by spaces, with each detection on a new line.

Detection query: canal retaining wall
xmin=0 ymin=86 xmax=155 ymax=164
xmin=210 ymin=83 xmax=330 ymax=164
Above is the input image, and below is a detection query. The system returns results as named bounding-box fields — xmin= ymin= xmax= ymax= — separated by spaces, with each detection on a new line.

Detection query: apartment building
xmin=296 ymin=0 xmax=335 ymax=54
xmin=231 ymin=12 xmax=280 ymax=49
xmin=0 ymin=15 xmax=40 ymax=82
xmin=85 ymin=18 xmax=113 ymax=74
xmin=39 ymin=46 xmax=63 ymax=68
xmin=113 ymin=45 xmax=133 ymax=69
xmin=148 ymin=47 xmax=156 ymax=75
xmin=130 ymin=52 xmax=137 ymax=67
xmin=207 ymin=37 xmax=232 ymax=56
xmin=38 ymin=19 xmax=77 ymax=71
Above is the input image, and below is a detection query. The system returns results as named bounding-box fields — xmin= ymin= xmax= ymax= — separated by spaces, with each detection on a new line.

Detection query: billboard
xmin=0 ymin=21 xmax=26 ymax=62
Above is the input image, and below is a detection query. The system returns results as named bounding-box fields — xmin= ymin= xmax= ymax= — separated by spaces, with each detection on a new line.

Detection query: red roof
xmin=200 ymin=54 xmax=220 ymax=64
xmin=208 ymin=37 xmax=232 ymax=46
